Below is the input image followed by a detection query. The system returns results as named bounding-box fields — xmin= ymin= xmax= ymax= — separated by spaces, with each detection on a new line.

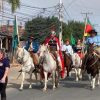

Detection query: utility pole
xmin=81 ymin=12 xmax=93 ymax=34
xmin=81 ymin=12 xmax=93 ymax=53
xmin=59 ymin=0 xmax=63 ymax=46
xmin=0 ymin=0 xmax=3 ymax=12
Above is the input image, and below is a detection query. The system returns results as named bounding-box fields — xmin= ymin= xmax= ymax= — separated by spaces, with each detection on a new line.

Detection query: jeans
xmin=0 ymin=77 xmax=8 ymax=100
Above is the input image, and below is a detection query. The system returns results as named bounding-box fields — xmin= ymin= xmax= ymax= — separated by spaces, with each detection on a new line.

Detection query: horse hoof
xmin=19 ymin=88 xmax=23 ymax=91
xmin=97 ymin=82 xmax=100 ymax=86
xmin=76 ymin=79 xmax=79 ymax=82
xmin=42 ymin=88 xmax=47 ymax=92
xmin=91 ymin=86 xmax=95 ymax=90
xmin=53 ymin=87 xmax=56 ymax=90
xmin=29 ymin=85 xmax=32 ymax=89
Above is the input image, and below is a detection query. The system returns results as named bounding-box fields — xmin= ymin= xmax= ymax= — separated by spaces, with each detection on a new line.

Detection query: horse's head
xmin=39 ymin=44 xmax=49 ymax=58
xmin=87 ymin=43 xmax=94 ymax=55
xmin=16 ymin=47 xmax=25 ymax=64
xmin=38 ymin=44 xmax=50 ymax=65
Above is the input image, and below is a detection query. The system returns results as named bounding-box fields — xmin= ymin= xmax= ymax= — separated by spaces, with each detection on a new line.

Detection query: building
xmin=0 ymin=25 xmax=25 ymax=52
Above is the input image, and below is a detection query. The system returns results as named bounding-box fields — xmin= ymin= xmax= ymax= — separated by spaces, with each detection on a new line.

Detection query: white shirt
xmin=62 ymin=44 xmax=73 ymax=56
xmin=28 ymin=42 xmax=33 ymax=51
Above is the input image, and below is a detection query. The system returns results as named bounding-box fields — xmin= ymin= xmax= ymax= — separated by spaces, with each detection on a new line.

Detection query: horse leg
xmin=43 ymin=71 xmax=48 ymax=91
xmin=34 ymin=71 xmax=38 ymax=85
xmin=88 ymin=74 xmax=92 ymax=81
xmin=74 ymin=68 xmax=78 ymax=82
xmin=78 ymin=68 xmax=82 ymax=80
xmin=20 ymin=72 xmax=25 ymax=90
xmin=97 ymin=72 xmax=100 ymax=86
xmin=52 ymin=71 xmax=56 ymax=90
xmin=29 ymin=72 xmax=33 ymax=89
xmin=69 ymin=70 xmax=72 ymax=77
xmin=55 ymin=69 xmax=60 ymax=88
xmin=91 ymin=76 xmax=96 ymax=89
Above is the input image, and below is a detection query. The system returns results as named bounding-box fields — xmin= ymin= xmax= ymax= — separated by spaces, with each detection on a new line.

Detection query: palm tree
xmin=7 ymin=0 xmax=20 ymax=13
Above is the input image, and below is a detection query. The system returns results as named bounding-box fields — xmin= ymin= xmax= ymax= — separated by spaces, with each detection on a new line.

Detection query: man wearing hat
xmin=44 ymin=30 xmax=65 ymax=79
xmin=24 ymin=35 xmax=40 ymax=65
xmin=86 ymin=29 xmax=100 ymax=55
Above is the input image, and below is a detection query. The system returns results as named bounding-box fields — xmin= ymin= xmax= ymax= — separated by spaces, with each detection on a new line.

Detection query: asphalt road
xmin=7 ymin=67 xmax=100 ymax=100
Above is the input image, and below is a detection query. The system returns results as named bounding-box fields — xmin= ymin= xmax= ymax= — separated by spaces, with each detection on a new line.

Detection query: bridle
xmin=16 ymin=48 xmax=25 ymax=63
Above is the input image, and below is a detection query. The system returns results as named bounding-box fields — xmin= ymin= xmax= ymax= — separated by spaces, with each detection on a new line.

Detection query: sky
xmin=1 ymin=0 xmax=100 ymax=34
xmin=20 ymin=0 xmax=100 ymax=33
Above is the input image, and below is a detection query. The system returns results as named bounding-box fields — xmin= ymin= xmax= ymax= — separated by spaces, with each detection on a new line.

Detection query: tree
xmin=7 ymin=0 xmax=20 ymax=13
xmin=25 ymin=16 xmax=60 ymax=42
xmin=63 ymin=20 xmax=84 ymax=42
xmin=24 ymin=16 xmax=84 ymax=43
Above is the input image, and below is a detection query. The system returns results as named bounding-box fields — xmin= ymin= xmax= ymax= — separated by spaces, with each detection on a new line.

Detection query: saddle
xmin=29 ymin=51 xmax=39 ymax=65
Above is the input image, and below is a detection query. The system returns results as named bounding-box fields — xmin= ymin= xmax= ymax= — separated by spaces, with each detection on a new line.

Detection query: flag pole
xmin=81 ymin=12 xmax=92 ymax=54
xmin=15 ymin=15 xmax=20 ymax=45
xmin=59 ymin=0 xmax=63 ymax=46
xmin=82 ymin=14 xmax=88 ymax=54
xmin=12 ymin=15 xmax=20 ymax=66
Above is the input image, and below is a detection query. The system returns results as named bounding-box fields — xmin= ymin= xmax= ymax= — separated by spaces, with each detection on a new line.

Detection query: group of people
xmin=23 ymin=29 xmax=100 ymax=78
xmin=0 ymin=28 xmax=100 ymax=100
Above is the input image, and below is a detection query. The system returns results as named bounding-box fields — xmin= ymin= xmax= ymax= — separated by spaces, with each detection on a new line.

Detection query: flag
xmin=70 ymin=34 xmax=76 ymax=45
xmin=84 ymin=18 xmax=93 ymax=36
xmin=12 ymin=16 xmax=19 ymax=49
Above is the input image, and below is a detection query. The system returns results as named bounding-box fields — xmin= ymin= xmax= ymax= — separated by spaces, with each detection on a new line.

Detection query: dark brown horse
xmin=81 ymin=43 xmax=100 ymax=89
xmin=62 ymin=51 xmax=72 ymax=76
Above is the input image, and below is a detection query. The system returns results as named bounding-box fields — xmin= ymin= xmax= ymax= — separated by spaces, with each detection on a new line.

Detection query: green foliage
xmin=25 ymin=16 xmax=60 ymax=34
xmin=63 ymin=20 xmax=84 ymax=42
xmin=24 ymin=16 xmax=84 ymax=43
xmin=25 ymin=16 xmax=60 ymax=42
xmin=7 ymin=0 xmax=20 ymax=13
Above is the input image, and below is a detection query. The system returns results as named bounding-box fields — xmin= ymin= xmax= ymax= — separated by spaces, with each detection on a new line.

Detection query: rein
xmin=17 ymin=49 xmax=30 ymax=64
xmin=84 ymin=53 xmax=98 ymax=68
xmin=89 ymin=57 xmax=99 ymax=67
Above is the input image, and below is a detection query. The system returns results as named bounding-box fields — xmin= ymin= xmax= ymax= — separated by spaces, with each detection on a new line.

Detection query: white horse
xmin=70 ymin=53 xmax=82 ymax=81
xmin=39 ymin=44 xmax=58 ymax=91
xmin=16 ymin=47 xmax=35 ymax=90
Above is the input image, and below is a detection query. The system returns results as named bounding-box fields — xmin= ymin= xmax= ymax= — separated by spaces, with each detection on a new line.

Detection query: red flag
xmin=85 ymin=18 xmax=93 ymax=33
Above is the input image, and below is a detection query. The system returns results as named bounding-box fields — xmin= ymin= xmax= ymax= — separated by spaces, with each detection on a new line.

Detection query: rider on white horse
xmin=44 ymin=30 xmax=65 ymax=78
xmin=24 ymin=35 xmax=40 ymax=65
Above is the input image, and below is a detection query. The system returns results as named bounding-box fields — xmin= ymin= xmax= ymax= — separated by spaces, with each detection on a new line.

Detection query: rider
xmin=86 ymin=29 xmax=100 ymax=55
xmin=64 ymin=39 xmax=73 ymax=57
xmin=44 ymin=30 xmax=65 ymax=78
xmin=24 ymin=35 xmax=40 ymax=65
xmin=75 ymin=39 xmax=84 ymax=59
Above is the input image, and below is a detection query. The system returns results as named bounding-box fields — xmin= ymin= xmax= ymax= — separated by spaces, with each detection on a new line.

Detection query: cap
xmin=88 ymin=29 xmax=97 ymax=34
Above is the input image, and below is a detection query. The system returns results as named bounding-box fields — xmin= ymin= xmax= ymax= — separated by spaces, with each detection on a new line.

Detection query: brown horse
xmin=62 ymin=51 xmax=72 ymax=77
xmin=81 ymin=43 xmax=100 ymax=89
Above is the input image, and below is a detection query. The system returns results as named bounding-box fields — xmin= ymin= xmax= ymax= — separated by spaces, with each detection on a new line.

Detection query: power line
xmin=63 ymin=5 xmax=71 ymax=20
xmin=66 ymin=0 xmax=79 ymax=9
xmin=4 ymin=7 xmax=35 ymax=18
xmin=21 ymin=2 xmax=57 ymax=9
xmin=5 ymin=0 xmax=57 ymax=10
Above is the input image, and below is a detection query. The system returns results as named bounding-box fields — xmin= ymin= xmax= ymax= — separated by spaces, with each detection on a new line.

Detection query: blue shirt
xmin=0 ymin=58 xmax=10 ymax=80
xmin=24 ymin=40 xmax=40 ymax=53
xmin=86 ymin=35 xmax=100 ymax=46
